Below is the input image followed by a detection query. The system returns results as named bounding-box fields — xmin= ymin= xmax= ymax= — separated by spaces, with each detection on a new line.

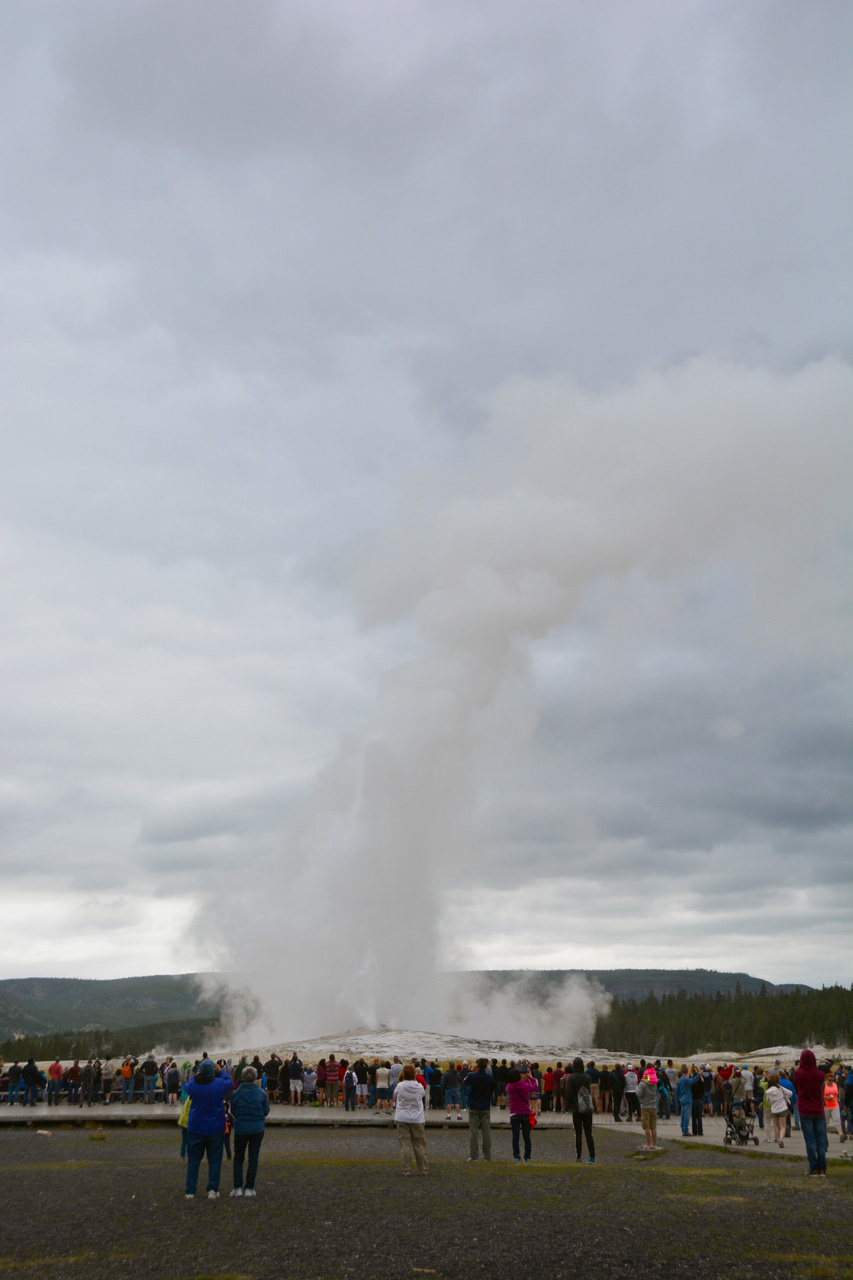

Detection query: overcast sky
xmin=2 ymin=0 xmax=851 ymax=997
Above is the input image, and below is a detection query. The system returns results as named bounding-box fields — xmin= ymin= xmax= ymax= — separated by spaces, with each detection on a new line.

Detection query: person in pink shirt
xmin=506 ymin=1064 xmax=538 ymax=1163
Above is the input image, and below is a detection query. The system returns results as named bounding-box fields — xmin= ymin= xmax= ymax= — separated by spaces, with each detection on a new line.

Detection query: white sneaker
xmin=207 ymin=1190 xmax=220 ymax=1199
xmin=244 ymin=1188 xmax=256 ymax=1197
xmin=185 ymin=1194 xmax=194 ymax=1200
xmin=230 ymin=1188 xmax=243 ymax=1197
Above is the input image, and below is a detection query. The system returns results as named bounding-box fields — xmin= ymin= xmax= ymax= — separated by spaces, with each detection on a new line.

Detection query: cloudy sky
xmin=2 ymin=0 xmax=851 ymax=999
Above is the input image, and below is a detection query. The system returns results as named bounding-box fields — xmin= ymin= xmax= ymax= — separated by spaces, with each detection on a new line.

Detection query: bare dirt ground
xmin=1 ymin=1123 xmax=851 ymax=1280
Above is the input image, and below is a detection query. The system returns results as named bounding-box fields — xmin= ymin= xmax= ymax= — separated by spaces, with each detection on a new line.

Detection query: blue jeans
xmin=344 ymin=1086 xmax=357 ymax=1111
xmin=510 ymin=1114 xmax=531 ymax=1160
xmin=7 ymin=1080 xmax=21 ymax=1105
xmin=24 ymin=1084 xmax=39 ymax=1106
xmin=47 ymin=1079 xmax=61 ymax=1105
xmin=67 ymin=1082 xmax=80 ymax=1104
xmin=186 ymin=1131 xmax=225 ymax=1194
xmin=233 ymin=1131 xmax=264 ymax=1189
xmin=800 ymin=1114 xmax=827 ymax=1173
xmin=121 ymin=1078 xmax=135 ymax=1103
xmin=143 ymin=1076 xmax=158 ymax=1102
xmin=679 ymin=1101 xmax=690 ymax=1135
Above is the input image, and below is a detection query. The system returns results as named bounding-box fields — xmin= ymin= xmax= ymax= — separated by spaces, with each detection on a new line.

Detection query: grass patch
xmin=757 ymin=1254 xmax=853 ymax=1279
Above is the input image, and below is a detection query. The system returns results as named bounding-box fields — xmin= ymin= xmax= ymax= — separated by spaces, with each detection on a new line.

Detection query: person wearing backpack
xmin=343 ymin=1067 xmax=358 ymax=1112
xmin=564 ymin=1056 xmax=596 ymax=1163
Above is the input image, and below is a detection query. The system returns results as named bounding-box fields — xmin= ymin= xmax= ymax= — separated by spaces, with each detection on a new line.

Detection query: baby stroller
xmin=724 ymin=1102 xmax=759 ymax=1146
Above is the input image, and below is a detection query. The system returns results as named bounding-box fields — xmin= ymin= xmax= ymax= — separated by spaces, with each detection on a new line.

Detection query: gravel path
xmin=1 ymin=1123 xmax=850 ymax=1279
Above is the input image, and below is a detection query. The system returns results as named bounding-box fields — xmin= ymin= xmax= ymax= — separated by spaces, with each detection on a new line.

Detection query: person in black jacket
xmin=21 ymin=1059 xmax=41 ymax=1107
xmin=565 ymin=1057 xmax=596 ymax=1163
xmin=611 ymin=1064 xmax=625 ymax=1121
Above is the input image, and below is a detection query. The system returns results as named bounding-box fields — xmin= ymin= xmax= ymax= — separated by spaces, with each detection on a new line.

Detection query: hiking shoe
xmin=230 ymin=1188 xmax=243 ymax=1197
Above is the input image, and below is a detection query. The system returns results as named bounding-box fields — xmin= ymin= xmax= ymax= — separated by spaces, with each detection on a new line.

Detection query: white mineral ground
xmin=208 ymin=1028 xmax=852 ymax=1069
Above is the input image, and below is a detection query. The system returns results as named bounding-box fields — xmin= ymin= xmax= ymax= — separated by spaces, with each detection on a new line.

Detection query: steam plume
xmin=200 ymin=358 xmax=851 ymax=1043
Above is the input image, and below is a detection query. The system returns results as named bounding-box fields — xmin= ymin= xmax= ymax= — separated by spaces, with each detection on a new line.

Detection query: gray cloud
xmin=0 ymin=0 xmax=850 ymax=995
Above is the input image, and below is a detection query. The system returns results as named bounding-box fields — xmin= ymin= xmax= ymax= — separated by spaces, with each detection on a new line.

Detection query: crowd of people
xmin=2 ymin=1048 xmax=850 ymax=1190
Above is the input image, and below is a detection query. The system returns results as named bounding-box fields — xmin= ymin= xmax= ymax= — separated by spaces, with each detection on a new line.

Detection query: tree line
xmin=593 ymin=982 xmax=853 ymax=1057
xmin=0 ymin=1016 xmax=220 ymax=1063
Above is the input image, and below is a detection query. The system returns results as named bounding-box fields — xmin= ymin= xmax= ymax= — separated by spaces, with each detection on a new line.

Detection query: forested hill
xmin=0 ymin=974 xmax=222 ymax=1040
xmin=0 ymin=968 xmax=811 ymax=1040
xmin=594 ymin=983 xmax=853 ymax=1056
xmin=462 ymin=969 xmax=811 ymax=1001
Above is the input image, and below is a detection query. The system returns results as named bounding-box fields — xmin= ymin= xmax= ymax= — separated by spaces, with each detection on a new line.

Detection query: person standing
xmin=46 ymin=1059 xmax=63 ymax=1106
xmin=765 ymin=1074 xmax=791 ymax=1149
xmin=637 ymin=1068 xmax=659 ymax=1151
xmin=229 ymin=1066 xmax=269 ymax=1197
xmin=343 ymin=1065 xmax=358 ymax=1112
xmin=442 ymin=1062 xmax=462 ymax=1121
xmin=610 ymin=1064 xmax=625 ymax=1121
xmin=141 ymin=1054 xmax=160 ymax=1104
xmin=794 ymin=1049 xmax=829 ymax=1176
xmin=6 ymin=1061 xmax=22 ymax=1106
xmin=675 ymin=1067 xmax=694 ymax=1136
xmin=100 ymin=1059 xmax=114 ymax=1104
xmin=690 ymin=1066 xmax=705 ymax=1136
xmin=623 ymin=1064 xmax=640 ymax=1122
xmin=263 ymin=1055 xmax=280 ymax=1105
xmin=21 ymin=1059 xmax=41 ymax=1107
xmin=393 ymin=1064 xmax=428 ymax=1175
xmin=184 ymin=1060 xmax=233 ymax=1200
xmin=326 ymin=1055 xmax=341 ymax=1107
xmin=552 ymin=1062 xmax=565 ymax=1114
xmin=288 ymin=1053 xmax=304 ymax=1106
xmin=65 ymin=1060 xmax=81 ymax=1106
xmin=463 ymin=1059 xmax=493 ymax=1162
xmin=506 ymin=1067 xmax=537 ymax=1163
xmin=565 ymin=1057 xmax=596 ymax=1163
xmin=120 ymin=1058 xmax=136 ymax=1104
xmin=375 ymin=1061 xmax=392 ymax=1115
xmin=353 ymin=1058 xmax=369 ymax=1108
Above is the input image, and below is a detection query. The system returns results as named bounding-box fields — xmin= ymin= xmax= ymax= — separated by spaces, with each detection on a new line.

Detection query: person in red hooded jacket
xmin=793 ymin=1049 xmax=828 ymax=1177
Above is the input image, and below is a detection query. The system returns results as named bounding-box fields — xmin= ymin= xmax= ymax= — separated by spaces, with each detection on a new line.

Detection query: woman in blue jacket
xmin=184 ymin=1059 xmax=233 ymax=1199
xmin=230 ymin=1066 xmax=270 ymax=1197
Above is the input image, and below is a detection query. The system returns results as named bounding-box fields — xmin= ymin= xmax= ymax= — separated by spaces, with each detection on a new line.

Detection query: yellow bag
xmin=178 ymin=1096 xmax=191 ymax=1128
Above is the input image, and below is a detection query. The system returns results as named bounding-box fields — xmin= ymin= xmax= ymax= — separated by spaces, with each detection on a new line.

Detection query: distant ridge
xmin=459 ymin=969 xmax=812 ymax=1002
xmin=0 ymin=968 xmax=811 ymax=1040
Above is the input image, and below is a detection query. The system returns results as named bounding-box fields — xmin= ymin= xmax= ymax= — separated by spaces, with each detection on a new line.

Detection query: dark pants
xmin=510 ymin=1115 xmax=531 ymax=1160
xmin=691 ymin=1100 xmax=704 ymax=1135
xmin=611 ymin=1088 xmax=624 ymax=1119
xmin=625 ymin=1092 xmax=641 ymax=1120
xmin=572 ymin=1111 xmax=595 ymax=1159
xmin=233 ymin=1131 xmax=264 ymax=1189
xmin=185 ymin=1131 xmax=225 ymax=1194
xmin=344 ymin=1086 xmax=357 ymax=1111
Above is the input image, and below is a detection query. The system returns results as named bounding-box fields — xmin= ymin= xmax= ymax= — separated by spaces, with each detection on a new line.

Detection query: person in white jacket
xmin=765 ymin=1073 xmax=793 ymax=1147
xmin=393 ymin=1064 xmax=428 ymax=1176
